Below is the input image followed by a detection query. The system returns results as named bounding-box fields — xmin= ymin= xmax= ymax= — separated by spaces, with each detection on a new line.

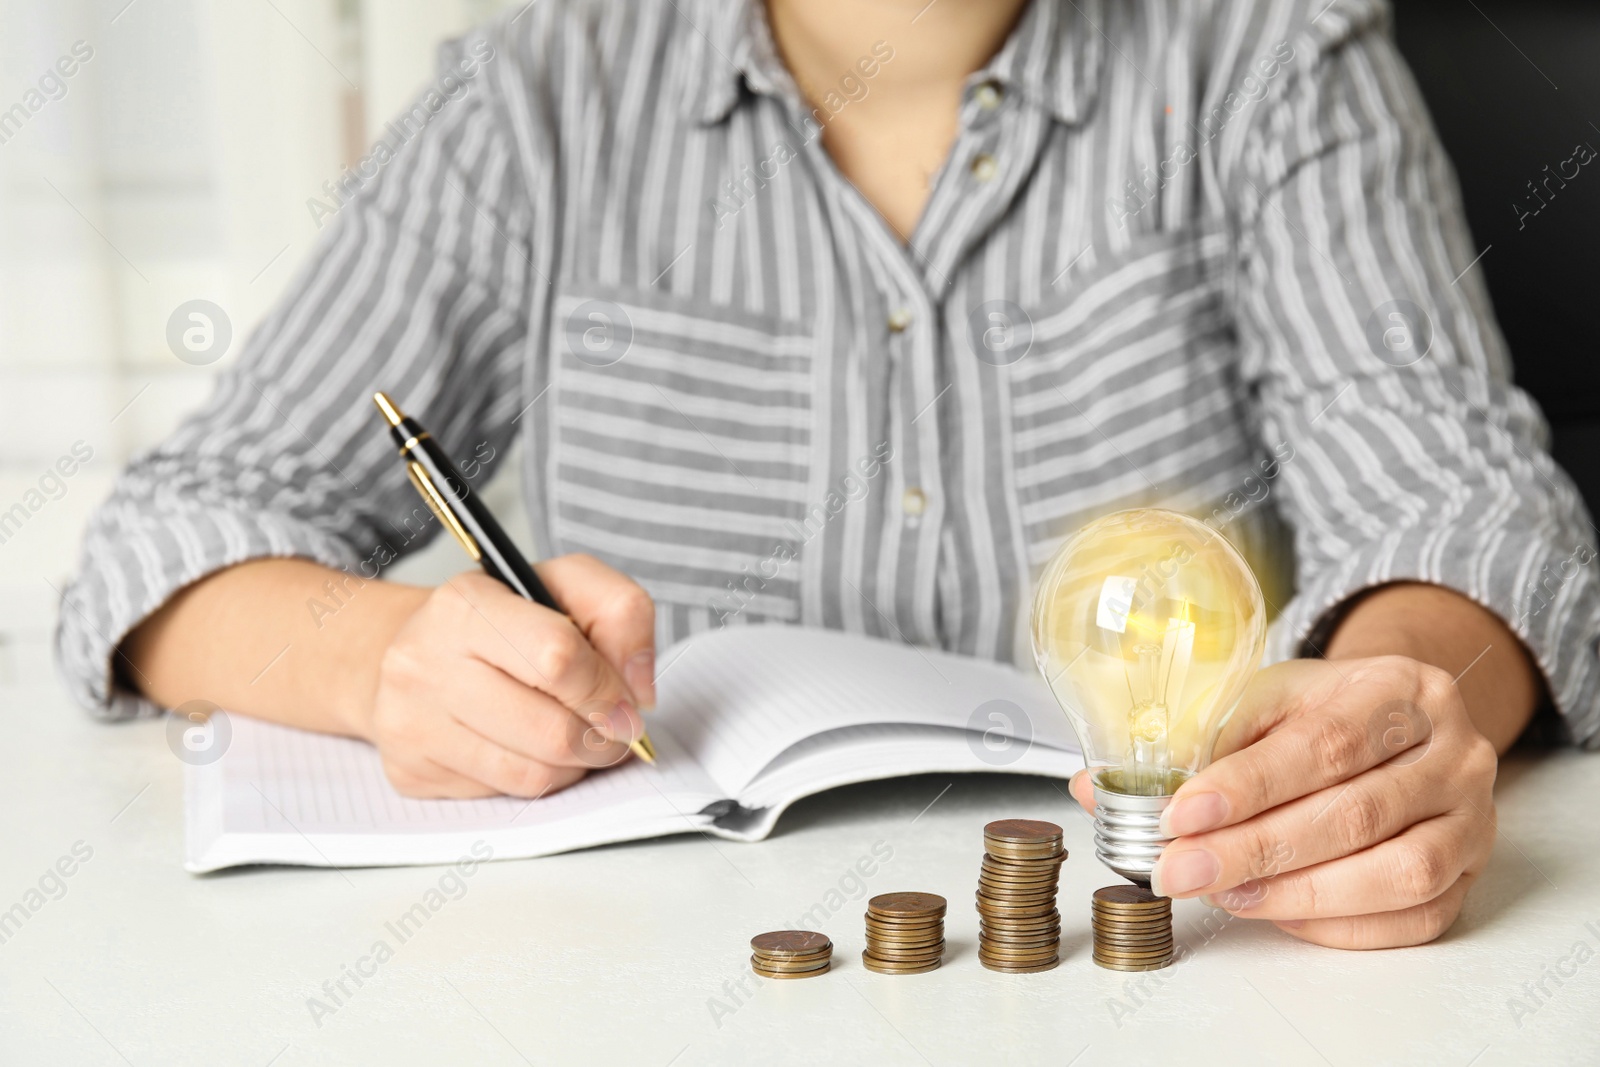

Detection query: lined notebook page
xmin=214 ymin=714 xmax=719 ymax=836
xmin=658 ymin=627 xmax=1074 ymax=795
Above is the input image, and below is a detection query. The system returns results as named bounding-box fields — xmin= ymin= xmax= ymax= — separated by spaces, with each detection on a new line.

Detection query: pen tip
xmin=373 ymin=391 xmax=404 ymax=427
xmin=631 ymin=734 xmax=657 ymax=765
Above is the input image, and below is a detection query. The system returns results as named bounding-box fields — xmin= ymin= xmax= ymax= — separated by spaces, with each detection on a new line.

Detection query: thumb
xmin=536 ymin=554 xmax=658 ymax=709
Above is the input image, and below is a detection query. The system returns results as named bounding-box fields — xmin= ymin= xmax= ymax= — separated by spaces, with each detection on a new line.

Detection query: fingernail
xmin=602 ymin=701 xmax=641 ymax=744
xmin=1161 ymin=791 xmax=1229 ymax=837
xmin=1068 ymin=770 xmax=1098 ymax=811
xmin=625 ymin=650 xmax=656 ymax=710
xmin=1151 ymin=849 xmax=1220 ymax=897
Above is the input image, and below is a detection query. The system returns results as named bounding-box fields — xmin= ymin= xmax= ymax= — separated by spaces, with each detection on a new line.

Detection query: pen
xmin=371 ymin=391 xmax=656 ymax=766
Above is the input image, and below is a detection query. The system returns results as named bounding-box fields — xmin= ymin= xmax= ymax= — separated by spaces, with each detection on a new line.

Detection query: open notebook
xmin=185 ymin=626 xmax=1083 ymax=872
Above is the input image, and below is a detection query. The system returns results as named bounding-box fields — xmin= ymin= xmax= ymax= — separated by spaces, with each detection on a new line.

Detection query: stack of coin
xmin=750 ymin=930 xmax=833 ymax=979
xmin=862 ymin=892 xmax=946 ymax=975
xmin=977 ymin=819 xmax=1065 ymax=973
xmin=1090 ymin=885 xmax=1174 ymax=971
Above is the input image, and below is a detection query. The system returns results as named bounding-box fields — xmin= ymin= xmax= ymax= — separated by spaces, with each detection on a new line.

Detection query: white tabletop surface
xmin=3 ymin=678 xmax=1598 ymax=1067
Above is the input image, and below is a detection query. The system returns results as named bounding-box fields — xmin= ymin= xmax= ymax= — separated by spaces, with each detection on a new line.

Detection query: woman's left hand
xmin=1069 ymin=654 xmax=1500 ymax=948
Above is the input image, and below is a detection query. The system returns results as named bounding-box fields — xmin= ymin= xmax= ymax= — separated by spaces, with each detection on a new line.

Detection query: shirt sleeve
xmin=54 ymin=30 xmax=538 ymax=720
xmin=1224 ymin=1 xmax=1600 ymax=745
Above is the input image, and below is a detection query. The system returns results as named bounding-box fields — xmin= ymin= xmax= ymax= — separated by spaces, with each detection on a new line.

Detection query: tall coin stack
xmin=750 ymin=930 xmax=833 ymax=979
xmin=977 ymin=819 xmax=1065 ymax=973
xmin=1090 ymin=885 xmax=1174 ymax=971
xmin=862 ymin=892 xmax=946 ymax=975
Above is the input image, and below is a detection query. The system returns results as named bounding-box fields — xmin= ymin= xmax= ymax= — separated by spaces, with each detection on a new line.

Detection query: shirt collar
xmin=980 ymin=0 xmax=1104 ymax=125
xmin=684 ymin=0 xmax=1104 ymax=127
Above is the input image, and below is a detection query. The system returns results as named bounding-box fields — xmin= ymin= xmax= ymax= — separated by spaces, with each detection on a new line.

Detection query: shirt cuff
xmin=54 ymin=506 xmax=362 ymax=720
xmin=1264 ymin=525 xmax=1600 ymax=748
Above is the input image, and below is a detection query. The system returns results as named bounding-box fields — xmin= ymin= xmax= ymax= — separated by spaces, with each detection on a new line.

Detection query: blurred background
xmin=2 ymin=0 xmax=1597 ymax=692
xmin=0 ymin=0 xmax=527 ymax=687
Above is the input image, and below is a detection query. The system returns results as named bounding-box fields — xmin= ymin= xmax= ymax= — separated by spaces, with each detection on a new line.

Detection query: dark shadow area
xmin=1395 ymin=1 xmax=1600 ymax=511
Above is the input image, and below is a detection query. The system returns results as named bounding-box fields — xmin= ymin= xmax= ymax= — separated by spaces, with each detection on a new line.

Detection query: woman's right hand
xmin=363 ymin=555 xmax=656 ymax=799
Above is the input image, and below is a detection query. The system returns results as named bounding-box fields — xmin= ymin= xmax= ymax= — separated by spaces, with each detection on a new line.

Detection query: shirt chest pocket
xmin=546 ymin=284 xmax=817 ymax=632
xmin=1003 ymin=228 xmax=1258 ymax=569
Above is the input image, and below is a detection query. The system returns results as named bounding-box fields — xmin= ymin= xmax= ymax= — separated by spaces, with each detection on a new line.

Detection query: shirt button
xmin=971 ymin=153 xmax=999 ymax=182
xmin=887 ymin=307 xmax=913 ymax=333
xmin=974 ymin=81 xmax=1003 ymax=110
xmin=902 ymin=487 xmax=927 ymax=517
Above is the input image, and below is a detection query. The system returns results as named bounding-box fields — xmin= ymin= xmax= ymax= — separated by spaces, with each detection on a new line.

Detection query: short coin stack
xmin=862 ymin=892 xmax=946 ymax=975
xmin=977 ymin=819 xmax=1065 ymax=973
xmin=750 ymin=930 xmax=833 ymax=979
xmin=1090 ymin=885 xmax=1174 ymax=971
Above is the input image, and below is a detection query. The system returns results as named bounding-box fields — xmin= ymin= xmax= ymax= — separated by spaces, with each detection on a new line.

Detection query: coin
xmin=983 ymin=850 xmax=1065 ymax=865
xmin=1094 ymin=959 xmax=1170 ymax=972
xmin=1090 ymin=929 xmax=1171 ymax=944
xmin=868 ymin=892 xmax=947 ymax=918
xmin=972 ymin=908 xmax=1062 ymax=921
xmin=1093 ymin=885 xmax=1168 ymax=908
xmin=864 ymin=891 xmax=947 ymax=974
xmin=982 ymin=863 xmax=1063 ymax=879
xmin=979 ymin=864 xmax=1060 ymax=879
xmin=1092 ymin=914 xmax=1170 ymax=927
xmin=865 ymin=916 xmax=943 ymax=929
xmin=979 ymin=885 xmax=1058 ymax=901
xmin=978 ymin=940 xmax=1061 ymax=959
xmin=1090 ymin=883 xmax=1175 ymax=971
xmin=751 ymin=930 xmax=832 ymax=956
xmin=750 ymin=953 xmax=832 ymax=971
xmin=862 ymin=952 xmax=942 ymax=975
xmin=978 ymin=879 xmax=1059 ymax=895
xmin=981 ymin=900 xmax=1058 ymax=916
xmin=984 ymin=881 xmax=1062 ymax=895
xmin=866 ymin=929 xmax=941 ymax=940
xmin=980 ymin=862 xmax=1061 ymax=876
xmin=754 ymin=962 xmax=833 ymax=979
xmin=865 ymin=933 xmax=942 ymax=947
xmin=748 ymin=953 xmax=832 ymax=972
xmin=867 ymin=940 xmax=941 ymax=952
xmin=983 ymin=907 xmax=1060 ymax=923
xmin=986 ymin=846 xmax=1064 ymax=862
xmin=1095 ymin=922 xmax=1168 ymax=937
xmin=864 ymin=914 xmax=945 ymax=928
xmin=979 ymin=927 xmax=1061 ymax=944
xmin=1094 ymin=954 xmax=1174 ymax=968
xmin=986 ymin=839 xmax=1063 ymax=852
xmin=750 ymin=928 xmax=835 ymax=980
xmin=864 ymin=927 xmax=942 ymax=940
xmin=980 ymin=956 xmax=1060 ymax=973
xmin=984 ymin=819 xmax=1064 ymax=843
xmin=865 ymin=944 xmax=946 ymax=963
xmin=978 ymin=891 xmax=1058 ymax=907
xmin=1089 ymin=919 xmax=1169 ymax=933
xmin=972 ymin=915 xmax=1062 ymax=927
xmin=1093 ymin=939 xmax=1175 ymax=955
xmin=977 ymin=820 xmax=1068 ymax=967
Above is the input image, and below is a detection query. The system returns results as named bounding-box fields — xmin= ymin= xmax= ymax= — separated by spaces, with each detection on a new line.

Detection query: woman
xmin=59 ymin=0 xmax=1599 ymax=949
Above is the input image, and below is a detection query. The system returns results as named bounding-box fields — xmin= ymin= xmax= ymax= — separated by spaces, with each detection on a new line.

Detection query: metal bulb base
xmin=1092 ymin=783 xmax=1173 ymax=887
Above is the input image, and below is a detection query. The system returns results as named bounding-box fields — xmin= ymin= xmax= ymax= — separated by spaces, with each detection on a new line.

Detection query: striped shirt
xmin=57 ymin=0 xmax=1600 ymax=745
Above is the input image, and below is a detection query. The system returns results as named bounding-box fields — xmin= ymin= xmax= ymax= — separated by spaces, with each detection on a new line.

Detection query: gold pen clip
xmin=407 ymin=461 xmax=482 ymax=562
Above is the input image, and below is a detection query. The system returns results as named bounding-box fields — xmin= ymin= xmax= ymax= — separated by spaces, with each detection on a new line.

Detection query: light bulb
xmin=1030 ymin=508 xmax=1266 ymax=885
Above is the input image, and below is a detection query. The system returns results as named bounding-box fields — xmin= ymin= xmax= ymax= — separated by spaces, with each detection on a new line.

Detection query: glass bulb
xmin=1031 ymin=508 xmax=1266 ymax=884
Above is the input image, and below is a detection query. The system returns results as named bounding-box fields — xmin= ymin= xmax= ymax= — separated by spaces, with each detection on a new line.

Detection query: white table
xmin=2 ymin=678 xmax=1597 ymax=1066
